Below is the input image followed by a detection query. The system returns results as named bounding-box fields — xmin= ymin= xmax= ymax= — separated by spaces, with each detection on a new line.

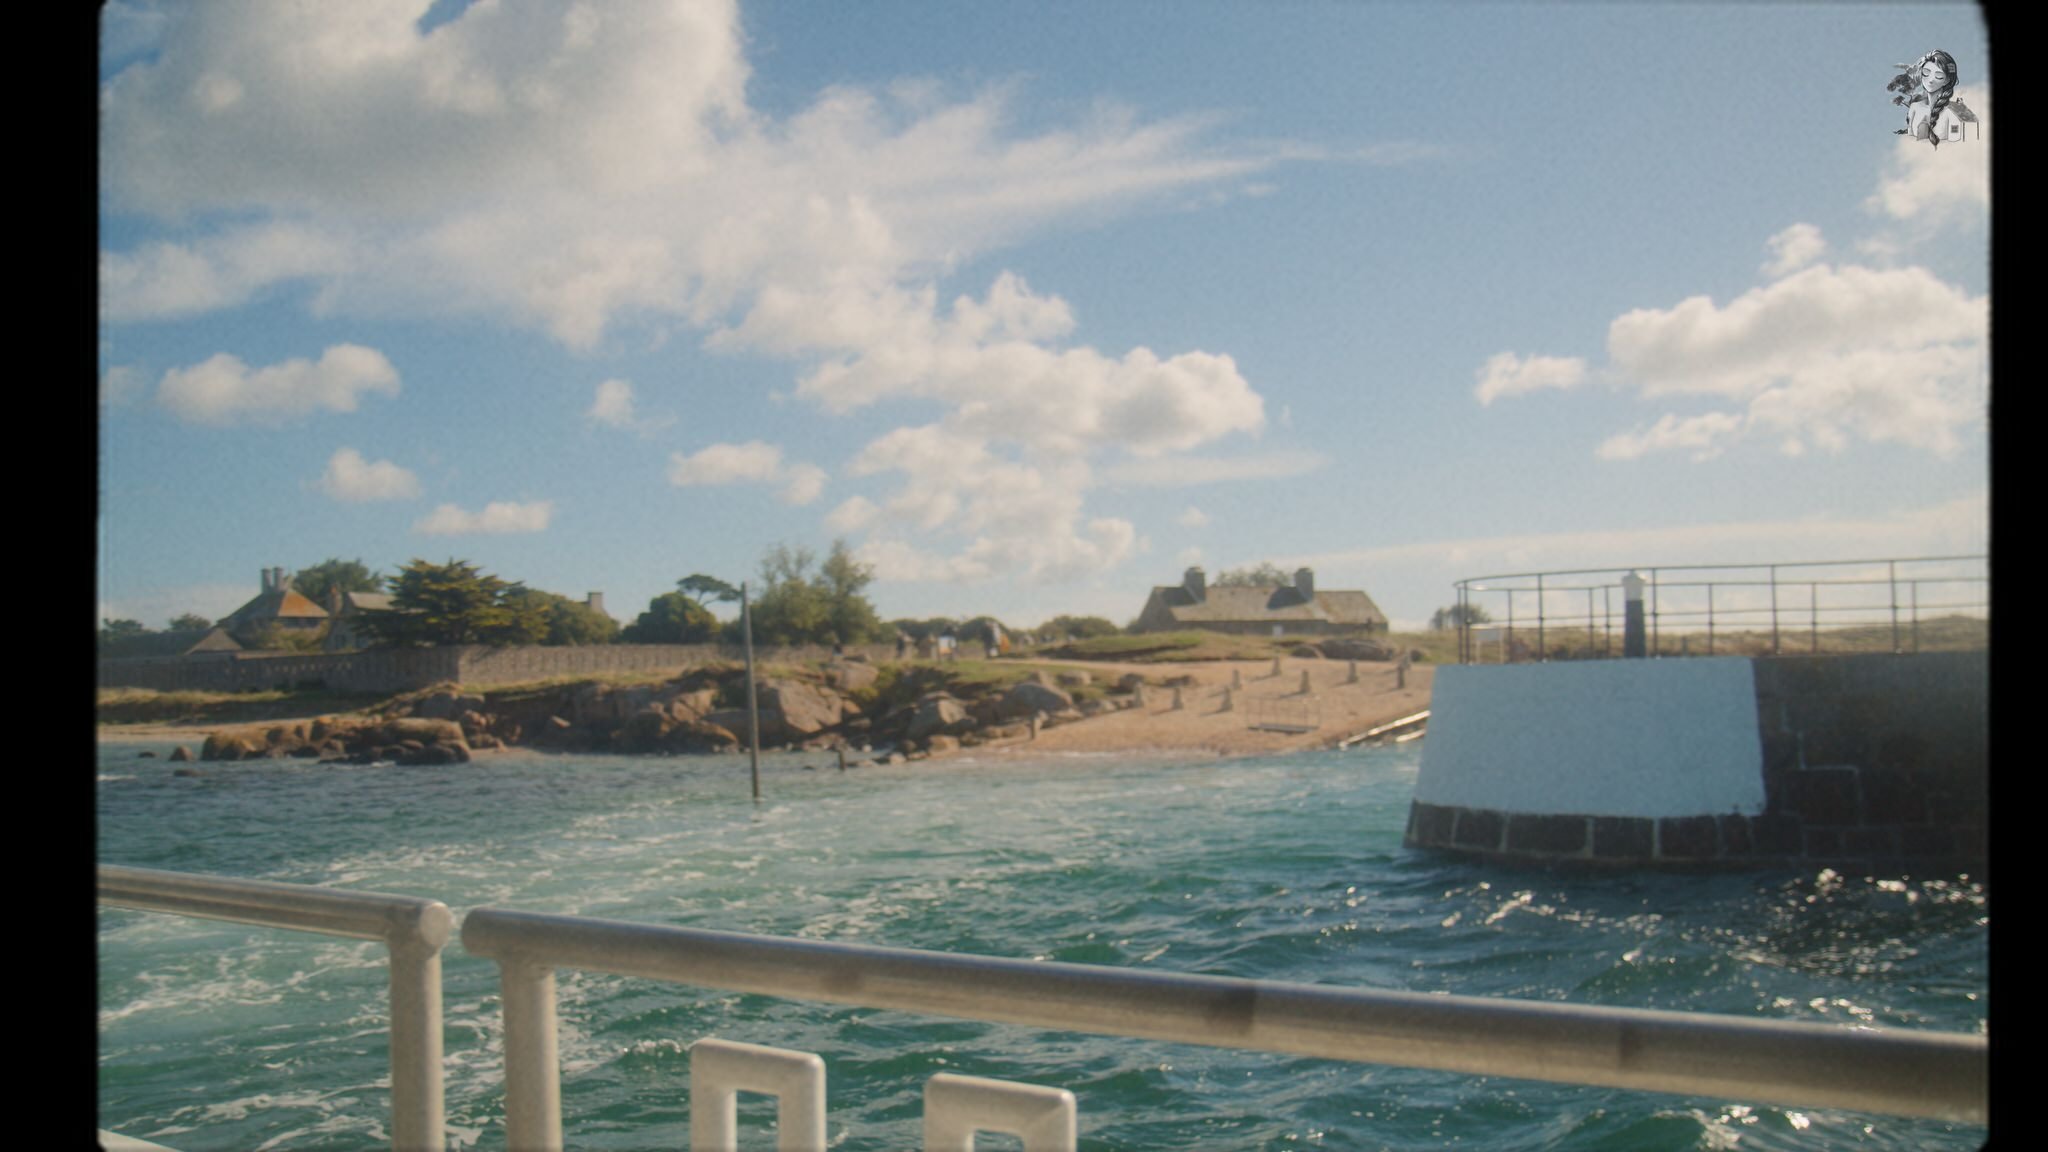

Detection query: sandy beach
xmin=95 ymin=657 xmax=1434 ymax=761
xmin=986 ymin=657 xmax=1432 ymax=759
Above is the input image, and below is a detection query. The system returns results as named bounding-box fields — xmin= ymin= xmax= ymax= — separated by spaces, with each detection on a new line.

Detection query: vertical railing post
xmin=1536 ymin=574 xmax=1546 ymax=661
xmin=1770 ymin=565 xmax=1780 ymax=656
xmin=1649 ymin=569 xmax=1660 ymax=656
xmin=1622 ymin=571 xmax=1647 ymax=659
xmin=1706 ymin=583 xmax=1715 ymax=656
xmin=1586 ymin=587 xmax=1595 ymax=658
xmin=1505 ymin=591 xmax=1516 ymax=663
xmin=1912 ymin=581 xmax=1921 ymax=653
xmin=1810 ymin=583 xmax=1819 ymax=654
xmin=499 ymin=959 xmax=563 ymax=1152
xmin=1889 ymin=560 xmax=1901 ymax=653
xmin=388 ymin=936 xmax=448 ymax=1152
xmin=1603 ymin=584 xmax=1613 ymax=658
xmin=743 ymin=581 xmax=761 ymax=802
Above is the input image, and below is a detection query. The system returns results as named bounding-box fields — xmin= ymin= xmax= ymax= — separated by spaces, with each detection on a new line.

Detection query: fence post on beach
xmin=1171 ymin=687 xmax=1184 ymax=711
xmin=1270 ymin=656 xmax=1282 ymax=679
xmin=1347 ymin=660 xmax=1359 ymax=685
xmin=1030 ymin=712 xmax=1042 ymax=740
xmin=1231 ymin=668 xmax=1242 ymax=690
xmin=1300 ymin=669 xmax=1312 ymax=695
xmin=1220 ymin=687 xmax=1233 ymax=712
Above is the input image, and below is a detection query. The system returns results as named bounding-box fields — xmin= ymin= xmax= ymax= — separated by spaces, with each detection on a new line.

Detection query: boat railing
xmin=96 ymin=864 xmax=453 ymax=1152
xmin=459 ymin=906 xmax=1987 ymax=1150
xmin=99 ymin=867 xmax=1989 ymax=1151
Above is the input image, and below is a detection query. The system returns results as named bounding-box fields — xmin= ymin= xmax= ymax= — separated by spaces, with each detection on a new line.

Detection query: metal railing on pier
xmin=1451 ymin=555 xmax=1986 ymax=664
xmin=96 ymin=865 xmax=453 ymax=1152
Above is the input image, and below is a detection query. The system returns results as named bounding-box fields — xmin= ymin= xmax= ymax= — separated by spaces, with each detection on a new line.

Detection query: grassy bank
xmin=96 ymin=687 xmax=389 ymax=727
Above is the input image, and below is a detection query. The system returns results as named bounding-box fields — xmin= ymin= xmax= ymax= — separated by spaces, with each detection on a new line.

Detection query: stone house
xmin=1134 ymin=567 xmax=1387 ymax=636
xmin=217 ymin=567 xmax=329 ymax=647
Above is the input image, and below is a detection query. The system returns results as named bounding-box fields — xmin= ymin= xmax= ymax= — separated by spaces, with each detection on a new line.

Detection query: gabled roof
xmin=221 ymin=586 xmax=329 ymax=631
xmin=1151 ymin=584 xmax=1385 ymax=627
xmin=337 ymin=591 xmax=396 ymax=613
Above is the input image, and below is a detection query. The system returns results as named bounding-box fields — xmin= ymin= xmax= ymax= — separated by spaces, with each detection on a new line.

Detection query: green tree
xmin=98 ymin=618 xmax=149 ymax=651
xmin=1214 ymin=562 xmax=1291 ymax=588
xmin=749 ymin=543 xmax=832 ymax=646
xmin=1429 ymin=603 xmax=1493 ymax=631
xmin=888 ymin=617 xmax=957 ymax=643
xmin=621 ymin=591 xmax=718 ymax=644
xmin=504 ymin=587 xmax=620 ymax=646
xmin=1036 ymin=614 xmax=1118 ymax=641
xmin=818 ymin=541 xmax=884 ymax=645
xmin=168 ymin=613 xmax=213 ymax=632
xmin=679 ymin=574 xmax=741 ymax=605
xmin=292 ymin=558 xmax=385 ymax=606
xmin=360 ymin=559 xmax=544 ymax=647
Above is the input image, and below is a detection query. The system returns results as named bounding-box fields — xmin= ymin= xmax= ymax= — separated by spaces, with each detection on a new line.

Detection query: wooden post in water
xmin=742 ymin=581 xmax=761 ymax=802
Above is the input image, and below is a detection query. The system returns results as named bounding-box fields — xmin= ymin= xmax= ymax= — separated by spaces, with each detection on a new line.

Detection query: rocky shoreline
xmin=160 ymin=658 xmax=1146 ymax=768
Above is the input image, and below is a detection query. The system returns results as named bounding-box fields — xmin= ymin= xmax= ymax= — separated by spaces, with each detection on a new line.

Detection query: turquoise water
xmin=97 ymin=742 xmax=1988 ymax=1150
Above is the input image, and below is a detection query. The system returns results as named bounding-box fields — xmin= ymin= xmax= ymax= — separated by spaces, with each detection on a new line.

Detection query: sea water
xmin=97 ymin=741 xmax=1988 ymax=1150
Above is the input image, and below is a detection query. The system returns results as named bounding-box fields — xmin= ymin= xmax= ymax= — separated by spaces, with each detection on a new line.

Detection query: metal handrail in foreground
xmin=460 ymin=908 xmax=1987 ymax=1149
xmin=96 ymin=865 xmax=454 ymax=1152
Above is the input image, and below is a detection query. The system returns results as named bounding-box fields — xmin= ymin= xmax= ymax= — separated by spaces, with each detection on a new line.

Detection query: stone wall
xmin=1404 ymin=651 xmax=1987 ymax=871
xmin=98 ymin=642 xmax=906 ymax=694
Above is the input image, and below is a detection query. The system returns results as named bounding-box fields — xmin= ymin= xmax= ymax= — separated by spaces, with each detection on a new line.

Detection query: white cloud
xmin=780 ymin=463 xmax=827 ymax=506
xmin=1596 ymin=412 xmax=1746 ymax=462
xmin=100 ymin=2 xmax=1269 ymax=349
xmin=824 ymin=495 xmax=880 ymax=533
xmin=843 ymin=424 xmax=1139 ymax=583
xmin=100 ymin=365 xmax=145 ymax=407
xmin=413 ymin=500 xmax=553 ymax=535
xmin=156 ymin=344 xmax=400 ymax=425
xmin=587 ymin=379 xmax=637 ymax=427
xmin=317 ymin=447 xmax=421 ymax=502
xmin=100 ymin=224 xmax=352 ymax=322
xmin=1176 ymin=506 xmax=1209 ymax=529
xmin=101 ymin=1 xmax=1296 ymax=589
xmin=1177 ymin=546 xmax=1205 ymax=566
xmin=667 ymin=440 xmax=784 ymax=486
xmin=1760 ymin=223 xmax=1825 ymax=279
xmin=1105 ymin=450 xmax=1327 ymax=488
xmin=665 ymin=439 xmax=827 ymax=504
xmin=1474 ymin=352 xmax=1586 ymax=406
xmin=726 ymin=272 xmax=1265 ymax=460
xmin=1604 ymin=263 xmax=1985 ymax=456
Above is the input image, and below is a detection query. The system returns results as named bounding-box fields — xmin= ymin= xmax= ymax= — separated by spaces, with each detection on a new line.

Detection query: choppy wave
xmin=98 ymin=744 xmax=1988 ymax=1150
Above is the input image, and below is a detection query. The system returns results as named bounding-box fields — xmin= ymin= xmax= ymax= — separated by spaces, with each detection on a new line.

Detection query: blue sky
xmin=98 ymin=2 xmax=1989 ymax=633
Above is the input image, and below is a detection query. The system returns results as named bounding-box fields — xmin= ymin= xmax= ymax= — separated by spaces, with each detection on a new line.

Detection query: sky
xmin=96 ymin=1 xmax=1991 ymax=634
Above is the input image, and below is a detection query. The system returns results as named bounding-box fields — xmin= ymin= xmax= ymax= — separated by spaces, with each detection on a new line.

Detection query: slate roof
xmin=219 ymin=585 xmax=329 ymax=634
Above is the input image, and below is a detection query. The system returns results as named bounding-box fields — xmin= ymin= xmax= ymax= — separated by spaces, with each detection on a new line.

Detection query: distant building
xmin=1134 ymin=566 xmax=1387 ymax=637
xmin=323 ymin=587 xmax=400 ymax=651
xmin=217 ymin=567 xmax=329 ymax=648
xmin=99 ymin=626 xmax=243 ymax=660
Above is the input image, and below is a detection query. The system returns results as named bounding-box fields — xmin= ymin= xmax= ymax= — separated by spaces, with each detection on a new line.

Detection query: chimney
xmin=1184 ymin=566 xmax=1207 ymax=603
xmin=586 ymin=591 xmax=607 ymax=618
xmin=1294 ymin=567 xmax=1315 ymax=600
xmin=260 ymin=567 xmax=275 ymax=593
